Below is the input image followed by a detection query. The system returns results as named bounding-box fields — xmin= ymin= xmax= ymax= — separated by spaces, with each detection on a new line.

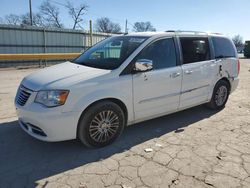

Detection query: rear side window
xmin=180 ymin=37 xmax=210 ymax=64
xmin=212 ymin=37 xmax=236 ymax=58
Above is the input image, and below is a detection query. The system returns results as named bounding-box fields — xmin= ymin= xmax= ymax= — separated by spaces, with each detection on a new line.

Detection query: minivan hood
xmin=22 ymin=62 xmax=111 ymax=91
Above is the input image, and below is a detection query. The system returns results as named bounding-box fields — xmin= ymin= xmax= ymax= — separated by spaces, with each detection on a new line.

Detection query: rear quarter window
xmin=212 ymin=37 xmax=237 ymax=58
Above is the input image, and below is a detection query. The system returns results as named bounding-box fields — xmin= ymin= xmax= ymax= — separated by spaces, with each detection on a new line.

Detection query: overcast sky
xmin=1 ymin=0 xmax=250 ymax=40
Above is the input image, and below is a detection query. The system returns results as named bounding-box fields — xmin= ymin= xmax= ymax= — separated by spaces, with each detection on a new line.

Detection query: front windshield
xmin=72 ymin=36 xmax=148 ymax=70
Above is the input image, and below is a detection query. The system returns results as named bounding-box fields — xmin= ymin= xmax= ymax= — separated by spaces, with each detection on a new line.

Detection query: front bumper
xmin=16 ymin=103 xmax=81 ymax=142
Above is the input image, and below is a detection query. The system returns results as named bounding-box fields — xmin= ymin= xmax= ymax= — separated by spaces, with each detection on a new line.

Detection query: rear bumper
xmin=230 ymin=77 xmax=239 ymax=93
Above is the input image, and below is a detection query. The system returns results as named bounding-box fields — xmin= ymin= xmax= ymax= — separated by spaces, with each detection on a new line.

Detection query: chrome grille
xmin=16 ymin=85 xmax=32 ymax=106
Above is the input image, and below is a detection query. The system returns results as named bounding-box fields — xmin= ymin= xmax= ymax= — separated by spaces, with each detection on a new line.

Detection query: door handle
xmin=171 ymin=72 xmax=181 ymax=78
xmin=143 ymin=73 xmax=148 ymax=81
xmin=215 ymin=59 xmax=222 ymax=63
xmin=185 ymin=70 xmax=193 ymax=74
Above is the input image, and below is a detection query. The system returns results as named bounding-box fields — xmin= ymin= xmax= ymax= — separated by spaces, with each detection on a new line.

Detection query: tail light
xmin=237 ymin=59 xmax=240 ymax=76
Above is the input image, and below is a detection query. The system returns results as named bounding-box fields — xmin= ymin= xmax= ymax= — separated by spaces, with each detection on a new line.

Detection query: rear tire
xmin=206 ymin=80 xmax=230 ymax=110
xmin=77 ymin=101 xmax=125 ymax=148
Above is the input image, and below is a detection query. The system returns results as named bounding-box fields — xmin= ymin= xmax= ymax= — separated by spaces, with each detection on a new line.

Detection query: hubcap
xmin=215 ymin=85 xmax=228 ymax=106
xmin=89 ymin=110 xmax=119 ymax=143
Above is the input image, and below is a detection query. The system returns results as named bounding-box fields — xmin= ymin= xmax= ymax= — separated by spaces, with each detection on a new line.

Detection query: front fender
xmin=73 ymin=88 xmax=134 ymax=123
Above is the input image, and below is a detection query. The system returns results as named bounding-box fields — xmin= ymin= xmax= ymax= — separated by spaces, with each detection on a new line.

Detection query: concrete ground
xmin=0 ymin=60 xmax=250 ymax=188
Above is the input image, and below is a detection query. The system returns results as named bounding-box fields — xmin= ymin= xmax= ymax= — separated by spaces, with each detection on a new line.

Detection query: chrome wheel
xmin=89 ymin=110 xmax=119 ymax=143
xmin=215 ymin=85 xmax=228 ymax=106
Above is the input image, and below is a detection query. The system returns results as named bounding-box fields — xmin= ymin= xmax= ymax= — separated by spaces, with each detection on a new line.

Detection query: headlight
xmin=35 ymin=90 xmax=69 ymax=107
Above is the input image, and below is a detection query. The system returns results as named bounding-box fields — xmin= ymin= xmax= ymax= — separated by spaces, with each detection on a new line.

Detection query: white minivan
xmin=15 ymin=31 xmax=240 ymax=147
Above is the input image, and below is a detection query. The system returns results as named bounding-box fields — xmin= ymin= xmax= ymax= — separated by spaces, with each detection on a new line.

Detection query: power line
xmin=47 ymin=0 xmax=135 ymax=31
xmin=48 ymin=0 xmax=130 ymax=24
xmin=47 ymin=0 xmax=68 ymax=7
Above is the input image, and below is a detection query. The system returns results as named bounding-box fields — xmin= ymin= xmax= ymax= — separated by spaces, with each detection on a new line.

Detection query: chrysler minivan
xmin=15 ymin=31 xmax=239 ymax=147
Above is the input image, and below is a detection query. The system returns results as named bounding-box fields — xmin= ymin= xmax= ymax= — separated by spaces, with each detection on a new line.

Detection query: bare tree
xmin=4 ymin=14 xmax=22 ymax=25
xmin=21 ymin=13 xmax=45 ymax=27
xmin=133 ymin=21 xmax=156 ymax=32
xmin=66 ymin=1 xmax=88 ymax=29
xmin=40 ymin=0 xmax=63 ymax=28
xmin=95 ymin=17 xmax=121 ymax=33
xmin=232 ymin=35 xmax=244 ymax=48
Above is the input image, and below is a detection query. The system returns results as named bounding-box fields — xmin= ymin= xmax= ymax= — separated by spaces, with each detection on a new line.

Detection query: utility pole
xmin=125 ymin=19 xmax=128 ymax=34
xmin=29 ymin=0 xmax=33 ymax=26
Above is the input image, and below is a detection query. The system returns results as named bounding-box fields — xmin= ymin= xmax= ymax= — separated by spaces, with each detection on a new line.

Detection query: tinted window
xmin=135 ymin=38 xmax=177 ymax=70
xmin=73 ymin=36 xmax=148 ymax=70
xmin=212 ymin=37 xmax=236 ymax=58
xmin=180 ymin=37 xmax=210 ymax=64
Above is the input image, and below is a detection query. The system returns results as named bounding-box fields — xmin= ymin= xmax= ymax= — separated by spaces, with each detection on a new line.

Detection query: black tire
xmin=206 ymin=80 xmax=230 ymax=110
xmin=77 ymin=101 xmax=125 ymax=148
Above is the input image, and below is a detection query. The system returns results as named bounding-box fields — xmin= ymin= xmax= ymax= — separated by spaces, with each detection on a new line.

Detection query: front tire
xmin=77 ymin=101 xmax=125 ymax=148
xmin=206 ymin=80 xmax=230 ymax=110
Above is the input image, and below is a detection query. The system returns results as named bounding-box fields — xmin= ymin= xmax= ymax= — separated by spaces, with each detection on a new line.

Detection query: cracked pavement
xmin=0 ymin=59 xmax=250 ymax=188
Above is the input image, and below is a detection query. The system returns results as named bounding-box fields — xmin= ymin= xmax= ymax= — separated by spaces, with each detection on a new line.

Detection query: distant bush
xmin=244 ymin=41 xmax=250 ymax=58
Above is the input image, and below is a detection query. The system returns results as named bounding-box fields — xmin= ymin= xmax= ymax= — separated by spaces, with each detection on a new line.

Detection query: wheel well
xmin=219 ymin=77 xmax=231 ymax=92
xmin=77 ymin=98 xmax=128 ymax=128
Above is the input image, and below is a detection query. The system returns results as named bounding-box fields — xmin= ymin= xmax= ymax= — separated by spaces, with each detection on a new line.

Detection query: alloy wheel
xmin=215 ymin=85 xmax=228 ymax=106
xmin=89 ymin=110 xmax=119 ymax=143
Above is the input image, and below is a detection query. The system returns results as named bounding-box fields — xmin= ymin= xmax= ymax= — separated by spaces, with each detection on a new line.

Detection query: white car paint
xmin=133 ymin=66 xmax=182 ymax=120
xmin=22 ymin=62 xmax=111 ymax=91
xmin=180 ymin=60 xmax=212 ymax=109
xmin=15 ymin=32 xmax=239 ymax=142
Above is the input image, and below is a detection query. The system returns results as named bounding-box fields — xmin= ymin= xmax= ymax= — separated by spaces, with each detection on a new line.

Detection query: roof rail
xmin=210 ymin=32 xmax=223 ymax=35
xmin=166 ymin=30 xmax=224 ymax=36
xmin=165 ymin=30 xmax=208 ymax=35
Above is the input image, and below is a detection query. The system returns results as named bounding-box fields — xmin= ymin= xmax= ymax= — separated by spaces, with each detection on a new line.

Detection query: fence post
xmin=43 ymin=28 xmax=47 ymax=66
xmin=89 ymin=20 xmax=93 ymax=47
xmin=43 ymin=29 xmax=46 ymax=53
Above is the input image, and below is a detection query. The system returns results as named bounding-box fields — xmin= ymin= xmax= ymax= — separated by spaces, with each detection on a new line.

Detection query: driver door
xmin=132 ymin=38 xmax=182 ymax=120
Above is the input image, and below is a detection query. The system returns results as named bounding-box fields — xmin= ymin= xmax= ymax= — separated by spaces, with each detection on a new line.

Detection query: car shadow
xmin=0 ymin=105 xmax=218 ymax=187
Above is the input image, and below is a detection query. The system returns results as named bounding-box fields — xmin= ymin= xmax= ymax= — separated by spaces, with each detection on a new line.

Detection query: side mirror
xmin=134 ymin=59 xmax=153 ymax=72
